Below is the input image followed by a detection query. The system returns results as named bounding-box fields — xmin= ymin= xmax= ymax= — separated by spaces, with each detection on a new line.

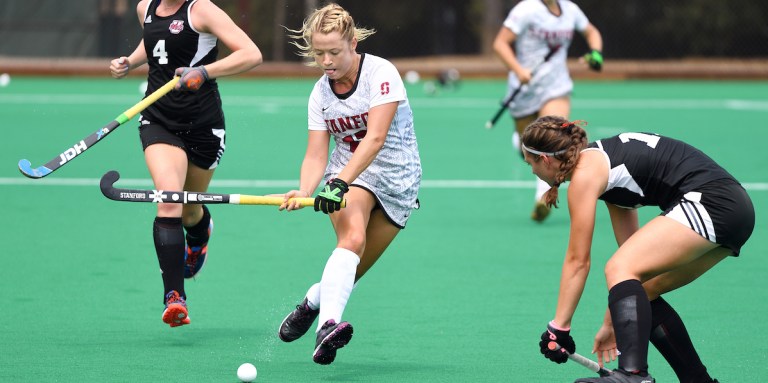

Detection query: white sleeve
xmin=307 ymin=81 xmax=326 ymax=131
xmin=502 ymin=3 xmax=528 ymax=35
xmin=572 ymin=4 xmax=589 ymax=32
xmin=369 ymin=61 xmax=405 ymax=109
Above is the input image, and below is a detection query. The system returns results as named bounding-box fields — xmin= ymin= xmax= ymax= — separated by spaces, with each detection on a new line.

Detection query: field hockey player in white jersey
xmin=493 ymin=0 xmax=603 ymax=222
xmin=276 ymin=3 xmax=422 ymax=365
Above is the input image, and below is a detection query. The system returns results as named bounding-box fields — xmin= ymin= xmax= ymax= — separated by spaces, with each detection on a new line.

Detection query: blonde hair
xmin=521 ymin=116 xmax=589 ymax=208
xmin=286 ymin=3 xmax=375 ymax=66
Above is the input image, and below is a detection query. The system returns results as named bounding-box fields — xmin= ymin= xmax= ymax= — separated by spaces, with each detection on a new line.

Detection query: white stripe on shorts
xmin=210 ymin=128 xmax=225 ymax=169
xmin=665 ymin=191 xmax=716 ymax=242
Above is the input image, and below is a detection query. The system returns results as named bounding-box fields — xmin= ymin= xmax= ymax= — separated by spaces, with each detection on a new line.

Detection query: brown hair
xmin=286 ymin=3 xmax=375 ymax=66
xmin=521 ymin=115 xmax=589 ymax=208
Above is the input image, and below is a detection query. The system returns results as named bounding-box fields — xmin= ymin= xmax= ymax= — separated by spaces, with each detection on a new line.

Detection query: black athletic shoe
xmin=575 ymin=369 xmax=654 ymax=383
xmin=312 ymin=319 xmax=353 ymax=365
xmin=278 ymin=298 xmax=319 ymax=342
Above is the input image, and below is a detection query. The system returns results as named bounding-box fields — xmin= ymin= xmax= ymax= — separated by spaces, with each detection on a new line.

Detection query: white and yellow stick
xmin=99 ymin=170 xmax=345 ymax=208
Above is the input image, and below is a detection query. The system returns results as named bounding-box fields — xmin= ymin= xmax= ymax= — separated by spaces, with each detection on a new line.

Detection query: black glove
xmin=174 ymin=66 xmax=209 ymax=91
xmin=314 ymin=178 xmax=349 ymax=214
xmin=539 ymin=321 xmax=575 ymax=364
xmin=583 ymin=49 xmax=603 ymax=71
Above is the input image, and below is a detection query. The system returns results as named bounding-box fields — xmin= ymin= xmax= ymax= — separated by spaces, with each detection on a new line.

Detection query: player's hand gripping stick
xmin=175 ymin=66 xmax=209 ymax=91
xmin=539 ymin=321 xmax=576 ymax=364
xmin=314 ymin=178 xmax=349 ymax=214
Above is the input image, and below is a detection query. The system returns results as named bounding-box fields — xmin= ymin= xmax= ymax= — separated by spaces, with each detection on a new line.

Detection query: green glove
xmin=314 ymin=178 xmax=349 ymax=214
xmin=583 ymin=50 xmax=603 ymax=71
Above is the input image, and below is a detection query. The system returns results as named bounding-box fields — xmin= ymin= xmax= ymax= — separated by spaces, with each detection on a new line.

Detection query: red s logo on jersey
xmin=380 ymin=82 xmax=390 ymax=95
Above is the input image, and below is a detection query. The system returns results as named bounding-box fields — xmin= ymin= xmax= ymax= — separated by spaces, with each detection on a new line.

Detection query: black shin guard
xmin=650 ymin=297 xmax=713 ymax=383
xmin=609 ymin=279 xmax=652 ymax=374
xmin=184 ymin=205 xmax=211 ymax=247
xmin=153 ymin=217 xmax=185 ymax=302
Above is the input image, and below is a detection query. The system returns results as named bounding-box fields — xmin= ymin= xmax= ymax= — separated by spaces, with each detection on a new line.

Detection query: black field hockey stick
xmin=549 ymin=342 xmax=612 ymax=377
xmin=100 ymin=170 xmax=346 ymax=208
xmin=485 ymin=46 xmax=560 ymax=129
xmin=18 ymin=77 xmax=179 ymax=179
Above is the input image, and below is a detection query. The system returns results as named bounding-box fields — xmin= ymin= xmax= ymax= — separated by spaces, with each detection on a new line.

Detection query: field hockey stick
xmin=18 ymin=77 xmax=180 ymax=179
xmin=485 ymin=46 xmax=560 ymax=129
xmin=100 ymin=170 xmax=347 ymax=208
xmin=549 ymin=342 xmax=612 ymax=377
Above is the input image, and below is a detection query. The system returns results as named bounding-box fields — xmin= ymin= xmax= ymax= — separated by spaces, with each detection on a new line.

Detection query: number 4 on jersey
xmin=153 ymin=40 xmax=168 ymax=65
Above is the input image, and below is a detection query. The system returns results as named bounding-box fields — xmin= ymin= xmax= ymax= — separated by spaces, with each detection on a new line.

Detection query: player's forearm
xmin=336 ymin=134 xmax=385 ymax=184
xmin=298 ymin=156 xmax=327 ymax=196
xmin=204 ymin=46 xmax=263 ymax=79
xmin=127 ymin=42 xmax=148 ymax=70
xmin=492 ymin=40 xmax=524 ymax=74
xmin=583 ymin=25 xmax=603 ymax=52
xmin=553 ymin=254 xmax=591 ymax=327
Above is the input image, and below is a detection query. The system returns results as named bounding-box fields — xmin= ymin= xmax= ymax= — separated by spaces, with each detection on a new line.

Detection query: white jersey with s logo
xmin=307 ymin=53 xmax=421 ymax=228
xmin=502 ymin=0 xmax=589 ymax=117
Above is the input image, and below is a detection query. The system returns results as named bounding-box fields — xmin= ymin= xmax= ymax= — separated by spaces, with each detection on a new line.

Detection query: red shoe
xmin=162 ymin=290 xmax=190 ymax=327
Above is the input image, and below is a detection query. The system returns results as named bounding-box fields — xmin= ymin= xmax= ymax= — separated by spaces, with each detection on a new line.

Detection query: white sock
xmin=535 ymin=177 xmax=549 ymax=201
xmin=317 ymin=248 xmax=360 ymax=332
xmin=305 ymin=283 xmax=320 ymax=310
xmin=305 ymin=281 xmax=358 ymax=310
xmin=512 ymin=131 xmax=521 ymax=151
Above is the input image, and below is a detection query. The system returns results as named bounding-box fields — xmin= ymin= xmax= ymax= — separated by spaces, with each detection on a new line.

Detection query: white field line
xmin=1 ymin=94 xmax=767 ymax=111
xmin=1 ymin=177 xmax=766 ymax=191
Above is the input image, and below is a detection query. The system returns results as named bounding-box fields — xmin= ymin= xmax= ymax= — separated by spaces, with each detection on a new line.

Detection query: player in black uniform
xmin=521 ymin=116 xmax=754 ymax=383
xmin=109 ymin=0 xmax=262 ymax=328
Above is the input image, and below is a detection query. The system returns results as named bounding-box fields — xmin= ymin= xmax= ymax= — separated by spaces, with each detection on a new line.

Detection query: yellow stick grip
xmin=123 ymin=77 xmax=180 ymax=120
xmin=236 ymin=195 xmax=347 ymax=208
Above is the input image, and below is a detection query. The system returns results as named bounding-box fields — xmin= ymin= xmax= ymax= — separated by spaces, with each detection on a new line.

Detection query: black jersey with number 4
xmin=141 ymin=0 xmax=223 ymax=130
xmin=586 ymin=133 xmax=737 ymax=210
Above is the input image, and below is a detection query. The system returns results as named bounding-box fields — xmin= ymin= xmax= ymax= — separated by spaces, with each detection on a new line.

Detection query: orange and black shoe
xmin=184 ymin=218 xmax=213 ymax=279
xmin=162 ymin=290 xmax=190 ymax=328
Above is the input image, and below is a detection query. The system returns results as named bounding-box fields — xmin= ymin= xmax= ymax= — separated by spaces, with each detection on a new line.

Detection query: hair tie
xmin=561 ymin=120 xmax=588 ymax=134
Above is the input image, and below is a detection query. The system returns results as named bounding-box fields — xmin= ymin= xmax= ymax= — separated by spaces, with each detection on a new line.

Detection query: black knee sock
xmin=650 ymin=297 xmax=713 ymax=383
xmin=609 ymin=279 xmax=652 ymax=374
xmin=153 ymin=217 xmax=185 ymax=303
xmin=184 ymin=205 xmax=211 ymax=247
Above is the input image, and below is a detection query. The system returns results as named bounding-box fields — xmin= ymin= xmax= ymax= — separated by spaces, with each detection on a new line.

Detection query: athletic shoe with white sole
xmin=278 ymin=298 xmax=319 ymax=342
xmin=162 ymin=290 xmax=190 ymax=328
xmin=312 ymin=319 xmax=353 ymax=365
xmin=184 ymin=217 xmax=213 ymax=279
xmin=575 ymin=369 xmax=654 ymax=383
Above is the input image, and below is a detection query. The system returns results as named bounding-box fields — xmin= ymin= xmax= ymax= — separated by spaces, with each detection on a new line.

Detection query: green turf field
xmin=1 ymin=76 xmax=766 ymax=382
